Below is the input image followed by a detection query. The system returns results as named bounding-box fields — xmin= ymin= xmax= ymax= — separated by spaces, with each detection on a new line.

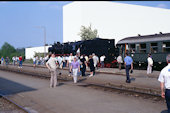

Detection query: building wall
xmin=63 ymin=1 xmax=170 ymax=44
xmin=25 ymin=46 xmax=52 ymax=59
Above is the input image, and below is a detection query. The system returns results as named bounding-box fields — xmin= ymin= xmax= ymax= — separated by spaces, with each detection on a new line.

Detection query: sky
xmin=0 ymin=1 xmax=170 ymax=49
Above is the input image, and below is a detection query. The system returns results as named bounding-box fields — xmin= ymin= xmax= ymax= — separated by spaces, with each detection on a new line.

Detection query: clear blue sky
xmin=0 ymin=1 xmax=170 ymax=48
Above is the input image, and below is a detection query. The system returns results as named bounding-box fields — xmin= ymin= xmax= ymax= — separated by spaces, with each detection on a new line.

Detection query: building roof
xmin=117 ymin=33 xmax=170 ymax=45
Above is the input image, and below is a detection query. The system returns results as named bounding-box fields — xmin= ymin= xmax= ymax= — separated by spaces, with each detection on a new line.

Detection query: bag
xmin=77 ymin=71 xmax=82 ymax=76
xmin=130 ymin=69 xmax=133 ymax=73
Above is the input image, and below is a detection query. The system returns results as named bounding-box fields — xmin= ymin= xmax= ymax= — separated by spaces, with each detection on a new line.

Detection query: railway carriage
xmin=116 ymin=33 xmax=170 ymax=70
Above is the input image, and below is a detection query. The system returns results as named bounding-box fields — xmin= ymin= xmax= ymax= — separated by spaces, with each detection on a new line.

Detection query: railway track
xmin=0 ymin=65 xmax=163 ymax=102
xmin=0 ymin=94 xmax=29 ymax=113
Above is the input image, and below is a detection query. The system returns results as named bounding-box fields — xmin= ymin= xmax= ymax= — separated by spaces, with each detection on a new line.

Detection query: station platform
xmin=0 ymin=69 xmax=165 ymax=113
xmin=0 ymin=63 xmax=163 ymax=96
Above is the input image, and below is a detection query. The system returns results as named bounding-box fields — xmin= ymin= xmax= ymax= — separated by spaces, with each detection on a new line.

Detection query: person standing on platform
xmin=33 ymin=56 xmax=36 ymax=69
xmin=5 ymin=57 xmax=9 ymax=66
xmin=147 ymin=53 xmax=153 ymax=75
xmin=1 ymin=56 xmax=4 ymax=66
xmin=117 ymin=54 xmax=123 ymax=70
xmin=67 ymin=53 xmax=74 ymax=76
xmin=16 ymin=56 xmax=19 ymax=65
xmin=76 ymin=47 xmax=80 ymax=57
xmin=12 ymin=56 xmax=16 ymax=66
xmin=80 ymin=54 xmax=87 ymax=76
xmin=124 ymin=52 xmax=133 ymax=83
xmin=18 ymin=56 xmax=23 ymax=68
xmin=70 ymin=57 xmax=80 ymax=83
xmin=92 ymin=53 xmax=99 ymax=74
xmin=46 ymin=53 xmax=58 ymax=88
xmin=100 ymin=55 xmax=105 ymax=68
xmin=158 ymin=54 xmax=170 ymax=113
xmin=62 ymin=55 xmax=66 ymax=68
xmin=89 ymin=55 xmax=95 ymax=77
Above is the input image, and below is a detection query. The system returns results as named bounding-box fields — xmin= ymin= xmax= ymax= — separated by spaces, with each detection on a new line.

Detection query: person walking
xmin=117 ymin=54 xmax=123 ymax=70
xmin=158 ymin=54 xmax=170 ymax=113
xmin=100 ymin=55 xmax=105 ymax=68
xmin=124 ymin=52 xmax=133 ymax=83
xmin=147 ymin=53 xmax=153 ymax=75
xmin=46 ymin=53 xmax=59 ymax=88
xmin=89 ymin=55 xmax=95 ymax=77
xmin=70 ymin=57 xmax=80 ymax=83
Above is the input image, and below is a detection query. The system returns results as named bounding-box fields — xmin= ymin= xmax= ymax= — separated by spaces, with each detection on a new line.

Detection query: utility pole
xmin=35 ymin=26 xmax=46 ymax=58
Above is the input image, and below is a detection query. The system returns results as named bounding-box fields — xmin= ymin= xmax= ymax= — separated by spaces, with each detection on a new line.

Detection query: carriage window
xmin=163 ymin=42 xmax=170 ymax=53
xmin=151 ymin=43 xmax=158 ymax=53
xmin=139 ymin=44 xmax=146 ymax=53
xmin=130 ymin=44 xmax=135 ymax=53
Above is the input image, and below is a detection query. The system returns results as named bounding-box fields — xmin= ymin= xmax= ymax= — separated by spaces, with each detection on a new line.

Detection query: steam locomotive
xmin=48 ymin=38 xmax=119 ymax=67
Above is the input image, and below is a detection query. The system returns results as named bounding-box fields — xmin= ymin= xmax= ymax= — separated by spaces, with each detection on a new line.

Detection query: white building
xmin=25 ymin=45 xmax=52 ymax=59
xmin=63 ymin=1 xmax=170 ymax=44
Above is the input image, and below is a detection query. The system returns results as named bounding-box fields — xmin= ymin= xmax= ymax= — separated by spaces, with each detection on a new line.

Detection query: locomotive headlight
xmin=139 ymin=64 xmax=141 ymax=66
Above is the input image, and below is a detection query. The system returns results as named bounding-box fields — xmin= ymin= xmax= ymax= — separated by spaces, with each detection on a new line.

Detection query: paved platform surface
xmin=0 ymin=70 xmax=167 ymax=113
xmin=0 ymin=64 xmax=163 ymax=94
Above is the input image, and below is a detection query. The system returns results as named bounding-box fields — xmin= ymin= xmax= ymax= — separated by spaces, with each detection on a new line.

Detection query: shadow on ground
xmin=0 ymin=77 xmax=37 ymax=95
xmin=161 ymin=110 xmax=168 ymax=113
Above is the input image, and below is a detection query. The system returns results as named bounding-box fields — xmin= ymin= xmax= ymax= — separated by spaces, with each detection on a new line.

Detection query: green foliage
xmin=78 ymin=24 xmax=98 ymax=40
xmin=0 ymin=42 xmax=25 ymax=61
xmin=35 ymin=52 xmax=44 ymax=57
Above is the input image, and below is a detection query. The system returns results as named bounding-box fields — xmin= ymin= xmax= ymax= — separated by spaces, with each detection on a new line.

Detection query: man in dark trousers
xmin=158 ymin=54 xmax=170 ymax=113
xmin=124 ymin=52 xmax=133 ymax=83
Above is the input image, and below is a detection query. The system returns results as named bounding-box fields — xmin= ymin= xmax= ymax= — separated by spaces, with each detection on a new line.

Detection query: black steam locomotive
xmin=48 ymin=38 xmax=119 ymax=67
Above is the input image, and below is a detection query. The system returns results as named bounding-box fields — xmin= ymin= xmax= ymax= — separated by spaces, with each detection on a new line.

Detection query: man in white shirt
xmin=16 ymin=56 xmax=19 ymax=65
xmin=117 ymin=54 xmax=123 ymax=70
xmin=76 ymin=48 xmax=80 ymax=57
xmin=58 ymin=56 xmax=63 ymax=69
xmin=147 ymin=54 xmax=153 ymax=75
xmin=67 ymin=53 xmax=74 ymax=76
xmin=46 ymin=53 xmax=58 ymax=88
xmin=93 ymin=53 xmax=99 ymax=67
xmin=12 ymin=56 xmax=16 ymax=66
xmin=158 ymin=54 xmax=170 ymax=113
xmin=40 ymin=57 xmax=43 ymax=65
xmin=100 ymin=55 xmax=105 ymax=68
xmin=33 ymin=56 xmax=36 ymax=69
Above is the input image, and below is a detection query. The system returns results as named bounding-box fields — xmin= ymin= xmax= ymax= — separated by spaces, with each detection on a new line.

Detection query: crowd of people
xmin=45 ymin=52 xmax=104 ymax=87
xmin=0 ymin=56 xmax=23 ymax=68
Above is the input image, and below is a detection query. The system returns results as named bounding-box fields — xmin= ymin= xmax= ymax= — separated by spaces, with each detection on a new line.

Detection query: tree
xmin=0 ymin=42 xmax=25 ymax=61
xmin=78 ymin=24 xmax=98 ymax=40
xmin=0 ymin=42 xmax=16 ymax=58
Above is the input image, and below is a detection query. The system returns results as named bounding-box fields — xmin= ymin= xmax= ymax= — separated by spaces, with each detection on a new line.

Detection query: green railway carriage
xmin=116 ymin=33 xmax=170 ymax=71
